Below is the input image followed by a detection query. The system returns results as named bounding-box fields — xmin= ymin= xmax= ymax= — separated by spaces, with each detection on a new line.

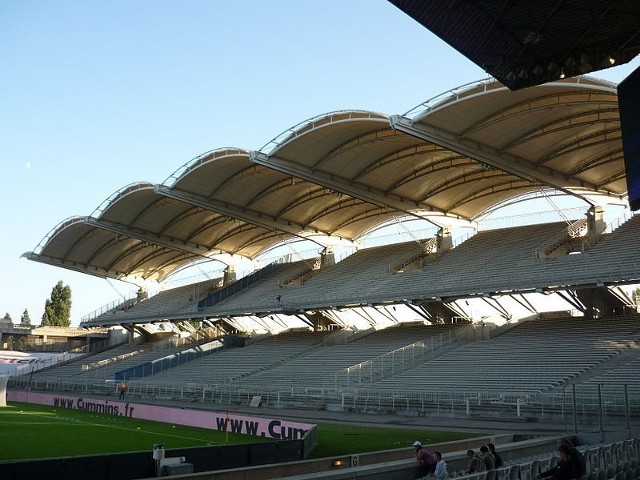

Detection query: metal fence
xmin=9 ymin=374 xmax=640 ymax=434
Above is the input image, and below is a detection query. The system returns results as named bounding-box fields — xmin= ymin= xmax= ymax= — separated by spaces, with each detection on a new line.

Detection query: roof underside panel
xmin=269 ymin=108 xmax=545 ymax=220
xmin=388 ymin=0 xmax=640 ymax=90
xmin=411 ymin=77 xmax=626 ymax=200
xmin=170 ymin=145 xmax=409 ymax=240
xmin=29 ymin=217 xmax=200 ymax=282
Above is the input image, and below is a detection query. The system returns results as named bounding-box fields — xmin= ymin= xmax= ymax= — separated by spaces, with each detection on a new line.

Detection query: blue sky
xmin=1 ymin=0 xmax=639 ymax=326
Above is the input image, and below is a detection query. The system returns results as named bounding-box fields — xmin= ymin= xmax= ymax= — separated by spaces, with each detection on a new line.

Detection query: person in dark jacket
xmin=537 ymin=444 xmax=576 ymax=480
xmin=559 ymin=439 xmax=586 ymax=478
xmin=487 ymin=442 xmax=503 ymax=468
xmin=467 ymin=449 xmax=486 ymax=474
xmin=480 ymin=445 xmax=496 ymax=470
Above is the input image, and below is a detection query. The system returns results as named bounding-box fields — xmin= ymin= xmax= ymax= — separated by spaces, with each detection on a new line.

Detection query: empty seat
xmin=605 ymin=451 xmax=614 ymax=468
xmin=531 ymin=461 xmax=542 ymax=477
xmin=495 ymin=467 xmax=511 ymax=480
xmin=508 ymin=465 xmax=520 ymax=480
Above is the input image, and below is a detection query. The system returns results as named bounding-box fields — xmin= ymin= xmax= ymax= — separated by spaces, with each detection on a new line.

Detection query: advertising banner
xmin=7 ymin=391 xmax=314 ymax=440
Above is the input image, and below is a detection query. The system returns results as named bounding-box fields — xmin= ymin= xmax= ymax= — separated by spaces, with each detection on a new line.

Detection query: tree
xmin=16 ymin=336 xmax=28 ymax=352
xmin=20 ymin=309 xmax=31 ymax=327
xmin=3 ymin=312 xmax=12 ymax=323
xmin=42 ymin=281 xmax=72 ymax=327
xmin=5 ymin=336 xmax=15 ymax=350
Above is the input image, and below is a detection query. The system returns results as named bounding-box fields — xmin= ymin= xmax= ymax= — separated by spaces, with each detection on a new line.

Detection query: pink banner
xmin=8 ymin=391 xmax=314 ymax=440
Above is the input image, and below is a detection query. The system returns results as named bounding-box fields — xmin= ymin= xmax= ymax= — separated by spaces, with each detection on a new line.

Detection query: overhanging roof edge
xmin=162 ymin=147 xmax=251 ymax=187
xmin=258 ymin=110 xmax=390 ymax=156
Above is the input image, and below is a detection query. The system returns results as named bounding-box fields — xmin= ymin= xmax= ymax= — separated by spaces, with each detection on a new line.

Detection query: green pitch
xmin=0 ymin=402 xmax=476 ymax=462
xmin=0 ymin=402 xmax=268 ymax=462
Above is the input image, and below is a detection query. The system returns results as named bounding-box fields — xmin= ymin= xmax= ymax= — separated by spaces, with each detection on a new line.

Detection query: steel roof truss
xmin=404 ymin=302 xmax=432 ymax=322
xmin=391 ymin=115 xmax=599 ymax=196
xmin=156 ymin=184 xmax=321 ymax=241
xmin=84 ymin=216 xmax=213 ymax=258
xmin=353 ymin=143 xmax=452 ymax=180
xmin=114 ymin=244 xmax=178 ymax=278
xmin=461 ymin=94 xmax=618 ymax=139
xmin=251 ymin=150 xmax=446 ymax=218
xmin=391 ymin=155 xmax=474 ymax=192
xmin=537 ymin=129 xmax=622 ymax=167
xmin=420 ymin=169 xmax=508 ymax=201
xmin=499 ymin=109 xmax=620 ymax=152
xmin=570 ymin=151 xmax=624 ymax=177
xmin=480 ymin=296 xmax=512 ymax=320
xmin=555 ymin=289 xmax=586 ymax=312
xmin=84 ymin=233 xmax=137 ymax=271
xmin=443 ymin=179 xmax=532 ymax=212
xmin=22 ymin=252 xmax=123 ymax=281
xmin=509 ymin=293 xmax=538 ymax=314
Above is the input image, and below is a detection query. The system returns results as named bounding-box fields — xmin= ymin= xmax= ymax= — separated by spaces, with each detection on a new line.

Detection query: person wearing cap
xmin=413 ymin=441 xmax=437 ymax=479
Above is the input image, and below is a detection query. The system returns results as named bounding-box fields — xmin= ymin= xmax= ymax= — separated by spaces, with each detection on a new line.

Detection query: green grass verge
xmin=310 ymin=423 xmax=476 ymax=458
xmin=1 ymin=402 xmax=477 ymax=462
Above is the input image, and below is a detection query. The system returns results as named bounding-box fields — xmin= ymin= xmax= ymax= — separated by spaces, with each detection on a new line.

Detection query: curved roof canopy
xmin=24 ymin=77 xmax=628 ymax=284
xmin=393 ymin=76 xmax=625 ymax=216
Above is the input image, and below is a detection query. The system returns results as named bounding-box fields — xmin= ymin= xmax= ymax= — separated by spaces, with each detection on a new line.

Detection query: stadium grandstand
xmin=11 ymin=0 xmax=640 ymax=432
xmin=5 ymin=2 xmax=640 ymax=479
xmin=7 ymin=72 xmax=640 ymax=427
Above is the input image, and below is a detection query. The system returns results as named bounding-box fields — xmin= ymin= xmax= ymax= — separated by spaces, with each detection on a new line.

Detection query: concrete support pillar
xmin=587 ymin=205 xmax=606 ymax=236
xmin=137 ymin=287 xmax=148 ymax=302
xmin=320 ymin=247 xmax=335 ymax=270
xmin=436 ymin=226 xmax=453 ymax=253
xmin=223 ymin=265 xmax=236 ymax=286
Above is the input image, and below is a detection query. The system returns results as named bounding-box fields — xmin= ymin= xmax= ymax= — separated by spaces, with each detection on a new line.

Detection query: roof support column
xmin=223 ymin=266 xmax=236 ymax=286
xmin=510 ymin=294 xmax=538 ymax=314
xmin=436 ymin=226 xmax=453 ymax=254
xmin=556 ymin=290 xmax=586 ymax=313
xmin=404 ymin=302 xmax=433 ymax=322
xmin=587 ymin=206 xmax=606 ymax=237
xmin=480 ymin=296 xmax=512 ymax=320
xmin=320 ymin=247 xmax=335 ymax=271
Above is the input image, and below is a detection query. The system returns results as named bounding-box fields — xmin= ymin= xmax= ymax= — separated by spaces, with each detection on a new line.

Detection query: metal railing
xmin=331 ymin=332 xmax=454 ymax=388
xmin=81 ymin=293 xmax=137 ymax=322
xmin=10 ymin=375 xmax=640 ymax=430
xmin=535 ymin=218 xmax=587 ymax=258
